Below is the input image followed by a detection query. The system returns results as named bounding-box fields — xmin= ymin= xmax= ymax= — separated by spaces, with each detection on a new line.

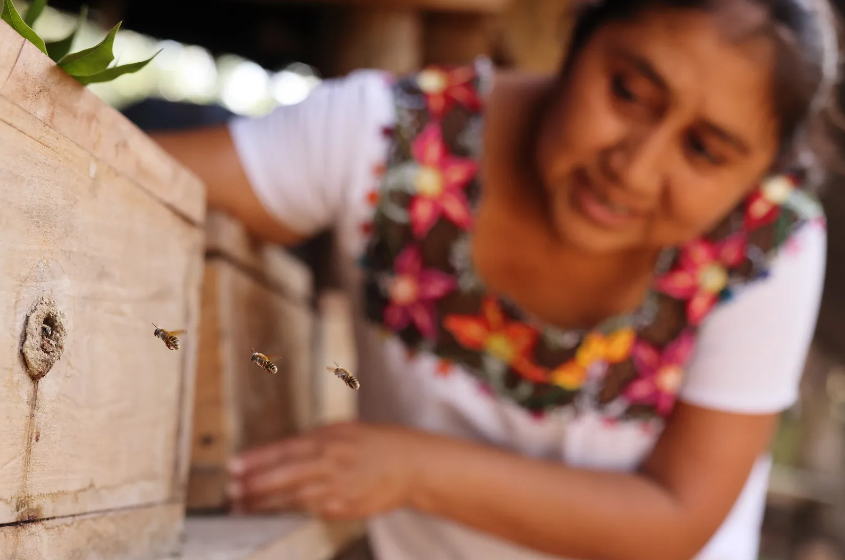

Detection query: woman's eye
xmin=686 ymin=133 xmax=721 ymax=164
xmin=611 ymin=74 xmax=637 ymax=102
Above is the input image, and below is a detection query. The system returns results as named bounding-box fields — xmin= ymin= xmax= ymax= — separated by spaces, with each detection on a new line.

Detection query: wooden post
xmin=422 ymin=12 xmax=497 ymax=66
xmin=318 ymin=5 xmax=423 ymax=77
xmin=500 ymin=0 xmax=570 ymax=73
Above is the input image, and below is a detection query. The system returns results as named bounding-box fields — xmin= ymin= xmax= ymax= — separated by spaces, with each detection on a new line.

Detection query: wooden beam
xmin=423 ymin=11 xmax=497 ymax=66
xmin=228 ymin=0 xmax=511 ymax=15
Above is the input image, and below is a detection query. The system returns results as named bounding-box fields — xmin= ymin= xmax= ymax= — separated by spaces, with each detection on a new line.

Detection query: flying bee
xmin=250 ymin=350 xmax=280 ymax=374
xmin=326 ymin=362 xmax=360 ymax=390
xmin=152 ymin=323 xmax=185 ymax=351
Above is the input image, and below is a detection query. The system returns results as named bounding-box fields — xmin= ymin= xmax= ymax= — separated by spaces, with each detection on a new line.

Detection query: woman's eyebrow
xmin=610 ymin=49 xmax=669 ymax=92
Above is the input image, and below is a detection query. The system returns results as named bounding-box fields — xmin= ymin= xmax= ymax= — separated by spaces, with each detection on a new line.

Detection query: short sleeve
xmin=228 ymin=69 xmax=395 ymax=237
xmin=679 ymin=221 xmax=827 ymax=414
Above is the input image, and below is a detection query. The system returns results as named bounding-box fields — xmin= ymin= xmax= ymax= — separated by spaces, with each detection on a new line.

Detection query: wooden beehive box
xmin=0 ymin=23 xmax=205 ymax=560
xmin=187 ymin=211 xmax=316 ymax=511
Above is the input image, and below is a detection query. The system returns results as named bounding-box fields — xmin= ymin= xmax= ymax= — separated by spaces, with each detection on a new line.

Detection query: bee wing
xmin=325 ymin=366 xmax=336 ymax=373
xmin=264 ymin=354 xmax=284 ymax=362
xmin=164 ymin=329 xmax=187 ymax=336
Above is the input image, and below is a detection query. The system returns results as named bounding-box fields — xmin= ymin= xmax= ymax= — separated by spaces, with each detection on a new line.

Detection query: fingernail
xmin=228 ymin=458 xmax=244 ymax=474
xmin=226 ymin=482 xmax=242 ymax=499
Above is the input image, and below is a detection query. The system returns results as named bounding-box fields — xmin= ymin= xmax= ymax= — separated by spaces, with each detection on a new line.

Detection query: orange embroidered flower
xmin=444 ymin=297 xmax=547 ymax=383
xmin=550 ymin=328 xmax=635 ymax=390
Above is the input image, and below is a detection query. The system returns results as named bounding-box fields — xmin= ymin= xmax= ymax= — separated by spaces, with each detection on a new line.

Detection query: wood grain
xmin=0 ymin=503 xmax=184 ymax=560
xmin=0 ymin=24 xmax=205 ymax=225
xmin=313 ymin=291 xmax=358 ymax=426
xmin=0 ymin=92 xmax=204 ymax=523
xmin=188 ymin=259 xmax=314 ymax=510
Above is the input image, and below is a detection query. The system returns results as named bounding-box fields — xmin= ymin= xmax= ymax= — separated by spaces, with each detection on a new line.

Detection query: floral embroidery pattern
xmin=416 ymin=65 xmax=482 ymax=118
xmin=625 ymin=333 xmax=695 ymax=417
xmin=655 ymin=234 xmax=745 ymax=325
xmin=384 ymin=245 xmax=457 ymax=339
xmin=361 ymin=60 xmax=821 ymax=422
xmin=444 ymin=297 xmax=548 ymax=383
xmin=409 ymin=123 xmax=477 ymax=237
xmin=551 ymin=328 xmax=635 ymax=390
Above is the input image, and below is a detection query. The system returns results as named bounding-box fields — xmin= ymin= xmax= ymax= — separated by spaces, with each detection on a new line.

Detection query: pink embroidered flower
xmin=655 ymin=234 xmax=745 ymax=324
xmin=744 ymin=174 xmax=797 ymax=230
xmin=624 ymin=333 xmax=695 ymax=417
xmin=416 ymin=65 xmax=482 ymax=118
xmin=384 ymin=245 xmax=456 ymax=339
xmin=409 ymin=123 xmax=477 ymax=238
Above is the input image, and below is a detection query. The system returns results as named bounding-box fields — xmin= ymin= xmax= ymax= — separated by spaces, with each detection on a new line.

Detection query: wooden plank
xmin=423 ymin=12 xmax=497 ymax=66
xmin=319 ymin=6 xmax=422 ymax=77
xmin=229 ymin=0 xmax=510 ymax=14
xmin=0 ymin=93 xmax=204 ymax=523
xmin=169 ymin=515 xmax=364 ymax=560
xmin=500 ymin=0 xmax=569 ymax=72
xmin=206 ymin=210 xmax=312 ymax=305
xmin=0 ymin=24 xmax=205 ymax=225
xmin=188 ymin=260 xmax=314 ymax=510
xmin=313 ymin=291 xmax=358 ymax=426
xmin=0 ymin=503 xmax=184 ymax=560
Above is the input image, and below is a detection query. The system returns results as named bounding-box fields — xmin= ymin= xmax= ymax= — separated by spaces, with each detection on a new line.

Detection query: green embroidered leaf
xmin=1 ymin=0 xmax=48 ymax=55
xmin=45 ymin=4 xmax=87 ymax=62
xmin=23 ymin=0 xmax=47 ymax=27
xmin=74 ymin=50 xmax=159 ymax=85
xmin=58 ymin=20 xmax=121 ymax=76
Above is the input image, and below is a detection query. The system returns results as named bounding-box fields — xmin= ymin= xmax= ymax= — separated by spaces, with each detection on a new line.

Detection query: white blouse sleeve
xmin=679 ymin=221 xmax=827 ymax=414
xmin=227 ymin=69 xmax=395 ymax=237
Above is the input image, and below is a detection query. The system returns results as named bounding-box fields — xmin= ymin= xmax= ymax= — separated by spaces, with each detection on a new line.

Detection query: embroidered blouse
xmin=228 ymin=58 xmax=827 ymax=560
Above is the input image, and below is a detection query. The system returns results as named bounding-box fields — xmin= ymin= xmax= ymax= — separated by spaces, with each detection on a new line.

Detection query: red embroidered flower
xmin=444 ymin=297 xmax=548 ymax=383
xmin=744 ymin=174 xmax=797 ymax=230
xmin=624 ymin=333 xmax=695 ymax=417
xmin=655 ymin=234 xmax=745 ymax=325
xmin=416 ymin=65 xmax=482 ymax=119
xmin=409 ymin=123 xmax=477 ymax=238
xmin=384 ymin=245 xmax=456 ymax=340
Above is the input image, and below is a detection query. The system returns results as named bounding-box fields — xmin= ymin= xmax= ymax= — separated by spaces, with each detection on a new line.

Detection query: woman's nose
xmin=601 ymin=131 xmax=669 ymax=201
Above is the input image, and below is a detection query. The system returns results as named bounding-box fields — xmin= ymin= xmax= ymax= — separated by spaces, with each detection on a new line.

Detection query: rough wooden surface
xmin=188 ymin=236 xmax=314 ymax=510
xmin=0 ymin=504 xmax=184 ymax=560
xmin=0 ymin=24 xmax=205 ymax=225
xmin=501 ymin=0 xmax=569 ymax=73
xmin=166 ymin=515 xmax=364 ymax=560
xmin=319 ymin=6 xmax=422 ymax=77
xmin=313 ymin=291 xmax=359 ymax=426
xmin=0 ymin=85 xmax=204 ymax=526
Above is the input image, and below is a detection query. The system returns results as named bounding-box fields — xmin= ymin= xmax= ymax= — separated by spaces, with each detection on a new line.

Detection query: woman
xmin=153 ymin=1 xmax=837 ymax=559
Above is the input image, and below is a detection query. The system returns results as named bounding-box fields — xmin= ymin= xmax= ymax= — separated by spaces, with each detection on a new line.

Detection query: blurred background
xmin=18 ymin=1 xmax=845 ymax=558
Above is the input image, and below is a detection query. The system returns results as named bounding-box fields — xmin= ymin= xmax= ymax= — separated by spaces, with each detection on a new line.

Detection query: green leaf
xmin=1 ymin=0 xmax=48 ymax=55
xmin=74 ymin=50 xmax=159 ymax=85
xmin=58 ymin=20 xmax=121 ymax=76
xmin=23 ymin=0 xmax=47 ymax=27
xmin=45 ymin=4 xmax=87 ymax=62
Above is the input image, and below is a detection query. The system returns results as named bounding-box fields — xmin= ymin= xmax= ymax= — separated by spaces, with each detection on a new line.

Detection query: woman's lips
xmin=569 ymin=172 xmax=639 ymax=229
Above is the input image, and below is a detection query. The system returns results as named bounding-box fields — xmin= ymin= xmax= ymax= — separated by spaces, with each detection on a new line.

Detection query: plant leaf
xmin=58 ymin=20 xmax=121 ymax=76
xmin=1 ymin=0 xmax=48 ymax=55
xmin=74 ymin=50 xmax=159 ymax=85
xmin=23 ymin=0 xmax=47 ymax=27
xmin=45 ymin=4 xmax=87 ymax=62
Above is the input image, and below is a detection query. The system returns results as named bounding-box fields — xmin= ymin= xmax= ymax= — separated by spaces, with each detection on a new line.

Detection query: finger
xmin=229 ymin=437 xmax=319 ymax=475
xmin=238 ymin=461 xmax=328 ymax=498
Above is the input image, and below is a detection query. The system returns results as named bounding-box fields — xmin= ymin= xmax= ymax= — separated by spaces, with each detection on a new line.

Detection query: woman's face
xmin=536 ymin=7 xmax=780 ymax=254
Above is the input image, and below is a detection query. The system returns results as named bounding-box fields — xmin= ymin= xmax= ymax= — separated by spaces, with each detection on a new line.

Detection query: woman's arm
xmin=151 ymin=126 xmax=308 ymax=246
xmin=407 ymin=404 xmax=776 ymax=560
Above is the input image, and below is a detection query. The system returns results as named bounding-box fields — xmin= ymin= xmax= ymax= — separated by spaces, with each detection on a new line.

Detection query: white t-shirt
xmin=228 ymin=68 xmax=827 ymax=560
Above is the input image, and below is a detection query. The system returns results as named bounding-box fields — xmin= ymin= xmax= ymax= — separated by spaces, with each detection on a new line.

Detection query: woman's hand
xmin=226 ymin=421 xmax=423 ymax=520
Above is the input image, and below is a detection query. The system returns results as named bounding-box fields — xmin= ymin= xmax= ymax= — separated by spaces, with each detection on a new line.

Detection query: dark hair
xmin=561 ymin=0 xmax=839 ymax=183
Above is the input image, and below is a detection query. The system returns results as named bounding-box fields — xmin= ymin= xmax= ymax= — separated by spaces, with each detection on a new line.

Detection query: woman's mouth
xmin=569 ymin=171 xmax=637 ymax=229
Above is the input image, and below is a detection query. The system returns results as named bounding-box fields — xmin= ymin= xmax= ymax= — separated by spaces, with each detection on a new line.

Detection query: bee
xmin=250 ymin=350 xmax=280 ymax=374
xmin=326 ymin=362 xmax=360 ymax=390
xmin=152 ymin=323 xmax=185 ymax=351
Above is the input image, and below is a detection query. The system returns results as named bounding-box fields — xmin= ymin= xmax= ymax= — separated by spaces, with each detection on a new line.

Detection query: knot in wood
xmin=21 ymin=297 xmax=67 ymax=380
